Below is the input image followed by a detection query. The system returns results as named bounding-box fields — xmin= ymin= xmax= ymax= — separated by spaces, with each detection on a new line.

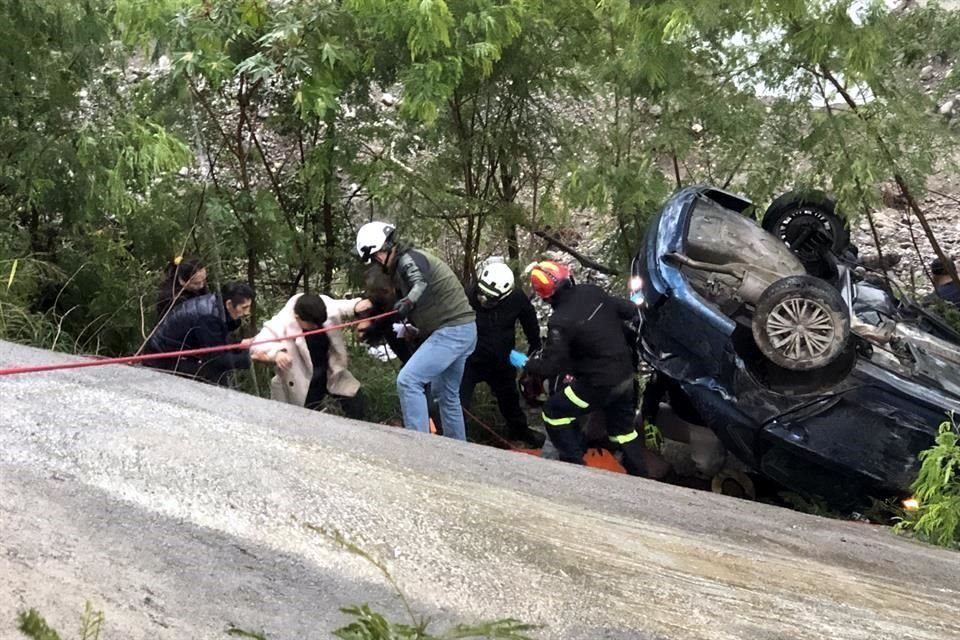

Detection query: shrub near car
xmin=631 ymin=186 xmax=960 ymax=506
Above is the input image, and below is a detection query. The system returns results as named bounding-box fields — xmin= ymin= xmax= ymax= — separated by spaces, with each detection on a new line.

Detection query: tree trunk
xmin=499 ymin=163 xmax=520 ymax=263
xmin=321 ymin=110 xmax=338 ymax=292
xmin=463 ymin=214 xmax=476 ymax=284
xmin=506 ymin=224 xmax=519 ymax=264
xmin=246 ymin=242 xmax=258 ymax=327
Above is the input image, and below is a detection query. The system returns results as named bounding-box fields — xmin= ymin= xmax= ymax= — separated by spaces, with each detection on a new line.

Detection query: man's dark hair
xmin=294 ymin=294 xmax=328 ymax=326
xmin=221 ymin=281 xmax=255 ymax=305
xmin=931 ymin=257 xmax=955 ymax=277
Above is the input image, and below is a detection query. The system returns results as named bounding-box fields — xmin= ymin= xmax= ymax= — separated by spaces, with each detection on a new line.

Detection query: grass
xmin=325 ymin=342 xmax=513 ymax=445
xmin=16 ymin=602 xmax=103 ymax=640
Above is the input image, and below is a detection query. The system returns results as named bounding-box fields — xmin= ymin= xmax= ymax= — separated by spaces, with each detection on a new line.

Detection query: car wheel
xmin=761 ymin=190 xmax=851 ymax=266
xmin=752 ymin=275 xmax=851 ymax=371
xmin=711 ymin=469 xmax=756 ymax=500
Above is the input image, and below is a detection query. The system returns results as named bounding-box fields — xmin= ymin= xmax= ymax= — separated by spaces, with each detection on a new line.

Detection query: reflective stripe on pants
xmin=541 ymin=380 xmax=647 ymax=477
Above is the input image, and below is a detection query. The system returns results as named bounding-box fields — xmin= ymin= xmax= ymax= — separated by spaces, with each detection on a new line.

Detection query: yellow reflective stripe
xmin=542 ymin=412 xmax=576 ymax=427
xmin=609 ymin=430 xmax=640 ymax=445
xmin=563 ymin=385 xmax=590 ymax=409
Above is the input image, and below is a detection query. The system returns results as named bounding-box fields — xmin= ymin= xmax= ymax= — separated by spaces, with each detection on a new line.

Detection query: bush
xmin=895 ymin=417 xmax=960 ymax=549
xmin=17 ymin=602 xmax=103 ymax=640
xmin=343 ymin=344 xmax=406 ymax=425
xmin=926 ymin=298 xmax=960 ymax=335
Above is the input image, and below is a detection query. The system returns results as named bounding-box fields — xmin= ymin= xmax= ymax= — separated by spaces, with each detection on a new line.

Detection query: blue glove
xmin=509 ymin=349 xmax=529 ymax=369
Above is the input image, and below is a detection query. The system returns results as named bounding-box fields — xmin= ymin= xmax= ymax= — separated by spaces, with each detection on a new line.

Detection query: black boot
xmin=509 ymin=425 xmax=546 ymax=448
xmin=618 ymin=439 xmax=650 ymax=478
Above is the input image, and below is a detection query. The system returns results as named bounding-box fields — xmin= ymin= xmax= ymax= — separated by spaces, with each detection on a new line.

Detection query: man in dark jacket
xmin=144 ymin=281 xmax=255 ymax=386
xmin=930 ymin=257 xmax=960 ymax=307
xmin=460 ymin=261 xmax=544 ymax=447
xmin=512 ymin=261 xmax=647 ymax=477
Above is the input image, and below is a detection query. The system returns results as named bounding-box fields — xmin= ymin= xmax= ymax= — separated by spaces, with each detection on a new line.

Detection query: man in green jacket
xmin=356 ymin=221 xmax=477 ymax=440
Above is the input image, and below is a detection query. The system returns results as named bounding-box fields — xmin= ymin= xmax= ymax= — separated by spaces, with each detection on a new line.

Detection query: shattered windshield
xmin=849 ymin=278 xmax=960 ymax=399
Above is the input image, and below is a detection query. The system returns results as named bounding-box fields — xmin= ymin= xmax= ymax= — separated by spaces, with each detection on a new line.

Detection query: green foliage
xmin=16 ymin=610 xmax=61 ymax=640
xmin=3 ymin=0 xmax=960 ymax=380
xmin=339 ymin=345 xmax=405 ymax=424
xmin=778 ymin=491 xmax=838 ymax=518
xmin=927 ymin=298 xmax=960 ymax=335
xmin=333 ymin=606 xmax=536 ymax=640
xmin=16 ymin=602 xmax=103 ymax=640
xmin=16 ymin=591 xmax=534 ymax=640
xmin=0 ymin=0 xmax=198 ymax=354
xmin=895 ymin=418 xmax=960 ymax=549
xmin=306 ymin=526 xmax=539 ymax=640
xmin=225 ymin=627 xmax=268 ymax=640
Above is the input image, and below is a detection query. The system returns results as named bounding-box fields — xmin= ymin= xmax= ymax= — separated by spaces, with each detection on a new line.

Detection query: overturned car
xmin=630 ymin=186 xmax=960 ymax=504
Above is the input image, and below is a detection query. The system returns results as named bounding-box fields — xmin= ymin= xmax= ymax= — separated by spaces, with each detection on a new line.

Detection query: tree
xmin=5 ymin=0 xmax=960 ymax=362
xmin=1 ymin=0 xmax=190 ymax=354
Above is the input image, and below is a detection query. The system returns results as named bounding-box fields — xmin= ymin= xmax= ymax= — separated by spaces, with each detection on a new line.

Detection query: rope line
xmin=0 ymin=310 xmax=397 ymax=377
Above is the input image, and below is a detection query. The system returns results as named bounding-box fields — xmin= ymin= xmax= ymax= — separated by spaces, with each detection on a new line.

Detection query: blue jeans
xmin=396 ymin=321 xmax=477 ymax=440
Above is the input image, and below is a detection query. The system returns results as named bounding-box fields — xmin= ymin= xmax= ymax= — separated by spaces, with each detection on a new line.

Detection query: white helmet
xmin=355 ymin=221 xmax=396 ymax=263
xmin=477 ymin=262 xmax=515 ymax=303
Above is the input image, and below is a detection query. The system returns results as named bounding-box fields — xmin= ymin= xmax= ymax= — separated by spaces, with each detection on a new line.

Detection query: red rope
xmin=0 ymin=310 xmax=397 ymax=377
xmin=462 ymin=405 xmax=524 ymax=451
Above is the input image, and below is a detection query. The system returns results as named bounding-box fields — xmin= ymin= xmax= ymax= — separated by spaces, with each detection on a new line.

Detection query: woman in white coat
xmin=250 ymin=293 xmax=371 ymax=419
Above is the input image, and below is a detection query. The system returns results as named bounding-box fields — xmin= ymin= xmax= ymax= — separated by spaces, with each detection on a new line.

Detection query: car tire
xmin=752 ymin=275 xmax=851 ymax=371
xmin=761 ymin=190 xmax=851 ymax=267
xmin=711 ymin=469 xmax=756 ymax=500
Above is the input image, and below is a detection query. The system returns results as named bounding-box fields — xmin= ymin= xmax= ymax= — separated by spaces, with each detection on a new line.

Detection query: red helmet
xmin=527 ymin=260 xmax=571 ymax=299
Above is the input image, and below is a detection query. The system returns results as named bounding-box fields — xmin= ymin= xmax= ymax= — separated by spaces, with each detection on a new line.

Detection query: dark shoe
xmin=618 ymin=440 xmax=650 ymax=478
xmin=510 ymin=426 xmax=546 ymax=448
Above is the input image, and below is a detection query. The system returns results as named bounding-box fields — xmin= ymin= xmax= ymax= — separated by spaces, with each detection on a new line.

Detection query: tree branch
xmin=721 ymin=152 xmax=749 ymax=190
xmin=815 ymin=63 xmax=960 ymax=288
xmin=521 ymin=223 xmax=619 ymax=275
xmin=814 ymin=75 xmax=889 ymax=285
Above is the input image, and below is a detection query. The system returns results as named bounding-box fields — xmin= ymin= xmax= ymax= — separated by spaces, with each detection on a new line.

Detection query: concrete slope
xmin=0 ymin=340 xmax=958 ymax=640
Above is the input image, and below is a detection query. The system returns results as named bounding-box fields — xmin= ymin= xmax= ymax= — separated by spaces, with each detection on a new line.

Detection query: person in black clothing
xmin=144 ymin=281 xmax=254 ymax=386
xmin=155 ymin=256 xmax=208 ymax=321
xmin=356 ymin=266 xmax=417 ymax=361
xmin=460 ymin=261 xmax=545 ymax=447
xmin=513 ymin=261 xmax=647 ymax=477
xmin=929 ymin=257 xmax=960 ymax=307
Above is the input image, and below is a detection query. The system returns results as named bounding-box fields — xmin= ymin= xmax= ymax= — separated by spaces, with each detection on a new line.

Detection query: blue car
xmin=630 ymin=185 xmax=960 ymax=504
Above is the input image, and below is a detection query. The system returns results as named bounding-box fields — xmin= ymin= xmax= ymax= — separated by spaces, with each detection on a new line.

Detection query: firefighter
xmin=510 ymin=261 xmax=648 ymax=476
xmin=460 ymin=261 xmax=545 ymax=447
